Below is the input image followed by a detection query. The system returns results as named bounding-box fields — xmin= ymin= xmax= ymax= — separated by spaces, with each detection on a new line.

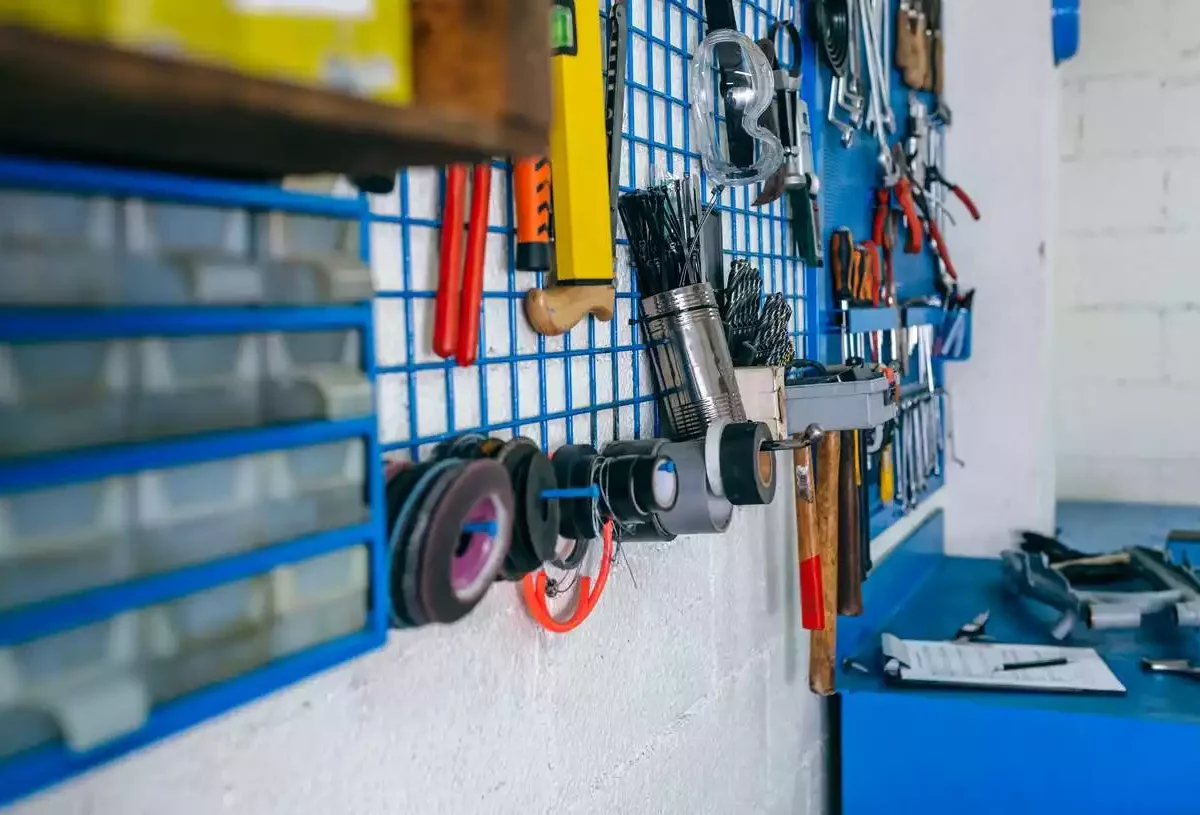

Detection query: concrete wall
xmin=940 ymin=0 xmax=1060 ymax=555
xmin=1056 ymin=0 xmax=1200 ymax=505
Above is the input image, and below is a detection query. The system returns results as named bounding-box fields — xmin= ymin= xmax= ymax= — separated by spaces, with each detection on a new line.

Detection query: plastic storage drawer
xmin=0 ymin=191 xmax=120 ymax=305
xmin=0 ymin=614 xmax=145 ymax=759
xmin=0 ymin=478 xmax=132 ymax=612
xmin=257 ymin=211 xmax=373 ymax=304
xmin=260 ymin=438 xmax=369 ymax=543
xmin=122 ymin=199 xmax=263 ymax=306
xmin=0 ymin=340 xmax=130 ymax=457
xmin=1 ymin=547 xmax=368 ymax=761
xmin=131 ymin=333 xmax=262 ymax=438
xmin=263 ymin=330 xmax=371 ymax=422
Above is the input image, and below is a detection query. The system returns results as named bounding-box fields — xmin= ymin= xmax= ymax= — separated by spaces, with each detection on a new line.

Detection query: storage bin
xmin=0 ymin=614 xmax=146 ymax=758
xmin=0 ymin=191 xmax=119 ymax=305
xmin=261 ymin=439 xmax=368 ymax=543
xmin=122 ymin=199 xmax=263 ymax=305
xmin=0 ymin=478 xmax=132 ymax=611
xmin=0 ymin=340 xmax=130 ymax=457
xmin=257 ymin=212 xmax=373 ymax=304
xmin=269 ymin=546 xmax=368 ymax=658
xmin=263 ymin=330 xmax=371 ymax=422
xmin=131 ymin=333 xmax=262 ymax=438
xmin=132 ymin=454 xmax=260 ymax=576
xmin=140 ymin=577 xmax=270 ymax=703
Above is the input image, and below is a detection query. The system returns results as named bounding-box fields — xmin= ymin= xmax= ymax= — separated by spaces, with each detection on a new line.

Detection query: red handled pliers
xmin=874 ymin=144 xmax=923 ymax=256
xmin=925 ymin=165 xmax=981 ymax=222
xmin=435 ymin=163 xmax=492 ymax=367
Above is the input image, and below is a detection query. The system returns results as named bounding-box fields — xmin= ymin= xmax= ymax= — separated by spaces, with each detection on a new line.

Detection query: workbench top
xmin=840 ymin=512 xmax=1200 ymax=815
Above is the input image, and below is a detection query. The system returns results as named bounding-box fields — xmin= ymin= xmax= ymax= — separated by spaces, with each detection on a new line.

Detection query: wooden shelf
xmin=0 ymin=20 xmax=549 ymax=179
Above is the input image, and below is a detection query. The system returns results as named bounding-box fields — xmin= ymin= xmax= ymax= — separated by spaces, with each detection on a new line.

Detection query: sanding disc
xmin=718 ymin=422 xmax=777 ymax=506
xmin=387 ymin=459 xmax=459 ymax=626
xmin=414 ymin=458 xmax=515 ymax=623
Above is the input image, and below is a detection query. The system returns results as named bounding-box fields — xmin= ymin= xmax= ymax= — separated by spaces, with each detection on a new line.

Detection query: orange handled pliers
xmin=434 ymin=163 xmax=492 ymax=367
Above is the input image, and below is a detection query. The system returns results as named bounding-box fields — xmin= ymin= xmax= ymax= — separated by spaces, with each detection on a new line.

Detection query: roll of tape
xmin=634 ymin=455 xmax=678 ymax=513
xmin=432 ymin=433 xmax=486 ymax=460
xmin=600 ymin=455 xmax=644 ymax=524
xmin=553 ymin=444 xmax=600 ymax=540
xmin=718 ymin=422 xmax=777 ymax=506
xmin=704 ymin=419 xmax=730 ymax=497
xmin=407 ymin=459 xmax=515 ymax=624
xmin=657 ymin=440 xmax=732 ymax=536
xmin=620 ymin=512 xmax=677 ymax=542
xmin=497 ymin=437 xmax=560 ymax=579
xmin=602 ymin=438 xmax=666 ymax=458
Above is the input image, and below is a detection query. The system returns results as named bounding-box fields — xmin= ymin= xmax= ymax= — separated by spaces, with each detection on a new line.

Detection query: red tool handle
xmin=894 ymin=178 xmax=924 ymax=255
xmin=952 ymin=184 xmax=981 ymax=221
xmin=926 ymin=216 xmax=958 ymax=281
xmin=456 ymin=163 xmax=492 ymax=367
xmin=434 ymin=165 xmax=469 ymax=359
xmin=872 ymin=188 xmax=889 ymax=246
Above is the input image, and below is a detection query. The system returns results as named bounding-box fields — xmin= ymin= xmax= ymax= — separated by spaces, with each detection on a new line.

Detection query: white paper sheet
xmin=880 ymin=633 xmax=1126 ymax=694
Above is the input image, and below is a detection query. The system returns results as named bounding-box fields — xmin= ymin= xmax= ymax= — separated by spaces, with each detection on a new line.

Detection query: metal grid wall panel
xmin=372 ymin=0 xmax=807 ymax=460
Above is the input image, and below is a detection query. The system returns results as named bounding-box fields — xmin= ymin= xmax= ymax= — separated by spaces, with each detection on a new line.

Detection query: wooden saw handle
xmin=810 ymin=432 xmax=841 ymax=696
xmin=524 ymin=284 xmax=615 ymax=336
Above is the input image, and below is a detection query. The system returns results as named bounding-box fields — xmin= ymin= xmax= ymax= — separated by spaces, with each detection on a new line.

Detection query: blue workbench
xmin=838 ymin=512 xmax=1200 ymax=815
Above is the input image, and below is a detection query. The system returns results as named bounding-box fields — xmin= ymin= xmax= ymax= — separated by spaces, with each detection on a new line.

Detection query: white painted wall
xmin=1055 ymin=0 xmax=1200 ymax=505
xmin=940 ymin=0 xmax=1060 ymax=555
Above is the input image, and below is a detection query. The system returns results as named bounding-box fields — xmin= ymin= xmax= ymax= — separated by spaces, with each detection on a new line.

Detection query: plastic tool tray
xmin=0 ymin=161 xmax=387 ymax=807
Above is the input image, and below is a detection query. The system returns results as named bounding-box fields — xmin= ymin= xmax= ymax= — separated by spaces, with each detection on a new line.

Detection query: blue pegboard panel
xmin=800 ymin=0 xmax=951 ymax=535
xmin=372 ymin=0 xmax=809 ymax=461
xmin=0 ymin=159 xmax=388 ymax=807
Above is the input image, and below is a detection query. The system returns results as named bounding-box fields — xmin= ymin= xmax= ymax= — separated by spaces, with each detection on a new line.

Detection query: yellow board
xmin=231 ymin=0 xmax=411 ymax=105
xmin=549 ymin=0 xmax=613 ymax=282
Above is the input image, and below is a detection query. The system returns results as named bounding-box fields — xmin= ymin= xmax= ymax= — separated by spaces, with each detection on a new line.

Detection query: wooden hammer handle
xmin=793 ymin=441 xmax=822 ymax=631
xmin=809 ymin=432 xmax=841 ymax=696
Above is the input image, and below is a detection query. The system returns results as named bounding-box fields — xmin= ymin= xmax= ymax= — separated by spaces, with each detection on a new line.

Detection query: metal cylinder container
xmin=641 ymin=282 xmax=746 ymax=441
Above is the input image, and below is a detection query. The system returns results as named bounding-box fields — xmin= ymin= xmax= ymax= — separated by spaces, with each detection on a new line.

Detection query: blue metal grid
xmin=372 ymin=0 xmax=809 ymax=460
xmin=0 ymin=158 xmax=388 ymax=806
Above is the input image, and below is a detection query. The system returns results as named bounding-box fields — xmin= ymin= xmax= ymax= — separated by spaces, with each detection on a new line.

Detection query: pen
xmin=995 ymin=657 xmax=1069 ymax=672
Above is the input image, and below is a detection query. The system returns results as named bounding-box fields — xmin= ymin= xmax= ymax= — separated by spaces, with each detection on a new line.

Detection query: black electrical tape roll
xmin=631 ymin=455 xmax=678 ymax=514
xmin=432 ymin=433 xmax=498 ymax=461
xmin=552 ymin=444 xmax=600 ymax=540
xmin=620 ymin=514 xmax=676 ymax=542
xmin=388 ymin=459 xmax=461 ymax=626
xmin=718 ymin=422 xmax=778 ymax=506
xmin=404 ymin=459 xmax=515 ymax=625
xmin=602 ymin=438 xmax=666 ymax=458
xmin=497 ymin=438 xmax=560 ymax=579
xmin=600 ymin=455 xmax=644 ymax=524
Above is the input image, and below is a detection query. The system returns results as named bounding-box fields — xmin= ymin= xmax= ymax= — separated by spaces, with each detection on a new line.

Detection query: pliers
xmin=435 ymin=163 xmax=491 ymax=367
xmin=925 ymin=165 xmax=981 ymax=222
xmin=874 ymin=143 xmax=923 ymax=256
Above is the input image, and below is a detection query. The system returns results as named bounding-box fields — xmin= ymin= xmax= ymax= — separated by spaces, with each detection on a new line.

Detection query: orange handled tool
xmin=434 ymin=163 xmax=492 ymax=367
xmin=513 ymin=157 xmax=553 ymax=271
xmin=521 ymin=521 xmax=613 ymax=633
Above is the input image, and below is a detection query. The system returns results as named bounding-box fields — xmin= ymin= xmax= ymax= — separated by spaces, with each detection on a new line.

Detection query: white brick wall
xmin=1056 ymin=0 xmax=1200 ymax=506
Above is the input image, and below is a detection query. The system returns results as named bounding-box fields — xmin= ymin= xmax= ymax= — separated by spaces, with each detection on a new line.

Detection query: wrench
xmin=858 ymin=0 xmax=894 ymax=137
